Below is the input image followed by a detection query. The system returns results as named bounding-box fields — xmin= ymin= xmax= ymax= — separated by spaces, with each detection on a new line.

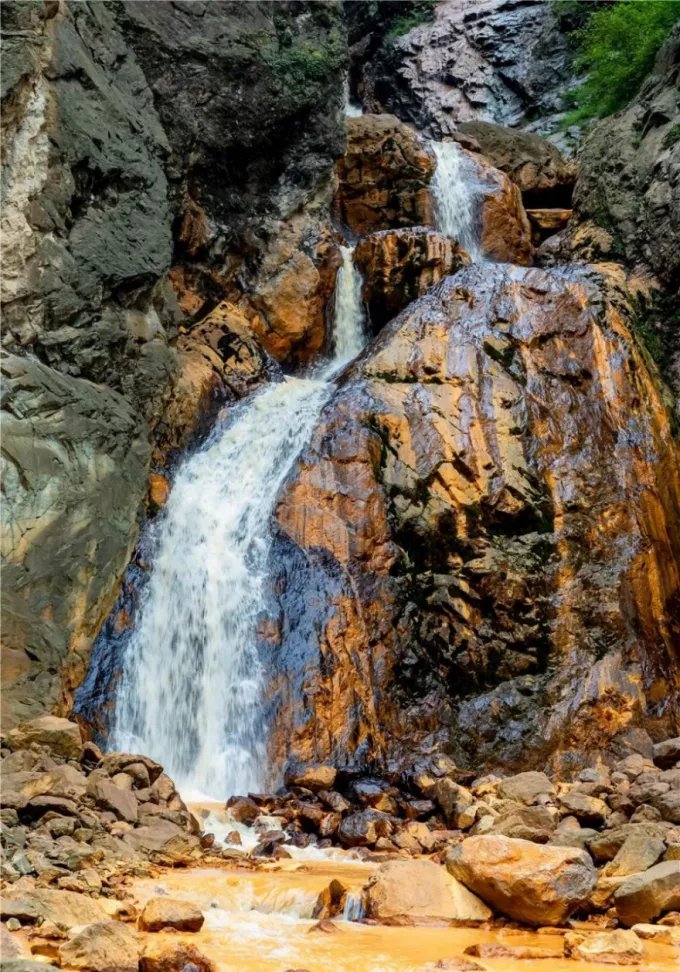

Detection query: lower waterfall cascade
xmin=111 ymin=251 xmax=367 ymax=800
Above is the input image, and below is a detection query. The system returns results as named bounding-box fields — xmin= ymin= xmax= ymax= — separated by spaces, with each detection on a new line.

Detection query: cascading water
xmin=430 ymin=140 xmax=481 ymax=260
xmin=332 ymin=244 xmax=366 ymax=361
xmin=112 ymin=250 xmax=366 ymax=800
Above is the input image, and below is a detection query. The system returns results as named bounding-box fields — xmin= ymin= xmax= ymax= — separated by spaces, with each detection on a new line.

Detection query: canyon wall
xmin=1 ymin=0 xmax=346 ymax=728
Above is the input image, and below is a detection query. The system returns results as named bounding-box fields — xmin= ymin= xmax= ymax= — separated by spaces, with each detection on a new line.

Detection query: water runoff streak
xmin=430 ymin=140 xmax=481 ymax=260
xmin=113 ymin=251 xmax=366 ymax=800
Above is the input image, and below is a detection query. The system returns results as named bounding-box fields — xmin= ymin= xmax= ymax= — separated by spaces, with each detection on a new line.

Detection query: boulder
xmin=139 ymin=940 xmax=215 ymax=972
xmin=365 ymin=860 xmax=492 ymax=924
xmin=354 ymin=227 xmax=469 ymax=331
xmin=558 ymin=791 xmax=610 ymax=827
xmin=564 ymin=929 xmax=644 ymax=965
xmin=225 ymin=796 xmax=260 ymax=826
xmin=138 ymin=897 xmax=204 ymax=933
xmin=335 ymin=114 xmax=435 ymax=235
xmin=58 ymin=922 xmax=140 ymax=972
xmin=5 ymin=718 xmax=82 ymax=760
xmin=1 ymin=890 xmax=107 ymax=929
xmin=457 ymin=121 xmax=576 ymax=206
xmin=446 ymin=835 xmax=596 ymax=926
xmin=337 ymin=810 xmax=393 ymax=848
xmin=86 ymin=777 xmax=138 ymax=824
xmin=284 ymin=765 xmax=337 ymax=792
xmin=488 ymin=805 xmax=556 ymax=843
xmin=602 ymin=832 xmax=666 ymax=878
xmin=497 ymin=772 xmax=554 ymax=804
xmin=614 ymin=861 xmax=680 ymax=926
xmin=653 ymin=738 xmax=680 ymax=770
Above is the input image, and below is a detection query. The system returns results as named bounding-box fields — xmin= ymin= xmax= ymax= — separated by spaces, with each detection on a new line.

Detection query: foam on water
xmin=112 ymin=249 xmax=367 ymax=800
xmin=430 ymin=139 xmax=482 ymax=260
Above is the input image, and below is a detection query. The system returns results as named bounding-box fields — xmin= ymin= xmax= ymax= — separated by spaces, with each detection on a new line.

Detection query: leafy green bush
xmin=563 ymin=0 xmax=680 ymax=121
xmin=385 ymin=3 xmax=437 ymax=43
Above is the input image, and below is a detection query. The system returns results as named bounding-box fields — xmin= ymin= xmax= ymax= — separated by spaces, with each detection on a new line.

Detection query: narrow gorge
xmin=2 ymin=2 xmax=680 ymax=971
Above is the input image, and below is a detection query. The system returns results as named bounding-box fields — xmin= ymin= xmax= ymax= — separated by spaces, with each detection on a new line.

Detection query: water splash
xmin=112 ymin=248 xmax=367 ymax=799
xmin=430 ymin=140 xmax=481 ymax=260
xmin=332 ymin=245 xmax=366 ymax=365
xmin=342 ymin=891 xmax=366 ymax=922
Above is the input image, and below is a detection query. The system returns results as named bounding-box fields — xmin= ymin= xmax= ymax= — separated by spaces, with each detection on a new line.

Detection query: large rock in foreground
xmin=271 ymin=263 xmax=680 ymax=773
xmin=446 ymin=836 xmax=597 ymax=925
xmin=365 ymin=859 xmax=492 ymax=924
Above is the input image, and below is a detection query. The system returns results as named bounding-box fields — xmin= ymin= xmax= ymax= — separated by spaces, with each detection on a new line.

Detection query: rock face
xmin=569 ymin=28 xmax=680 ymax=400
xmin=459 ymin=150 xmax=534 ymax=265
xmin=456 ymin=121 xmax=577 ymax=207
xmin=354 ymin=227 xmax=469 ymax=331
xmin=1 ymin=357 xmax=152 ymax=729
xmin=357 ymin=0 xmax=572 ymax=138
xmin=572 ymin=27 xmax=680 ymax=289
xmin=365 ymin=859 xmax=492 ymax=923
xmin=446 ymin=835 xmax=597 ymax=925
xmin=272 ymin=263 xmax=680 ymax=773
xmin=1 ymin=0 xmax=346 ymax=730
xmin=335 ymin=114 xmax=435 ymax=235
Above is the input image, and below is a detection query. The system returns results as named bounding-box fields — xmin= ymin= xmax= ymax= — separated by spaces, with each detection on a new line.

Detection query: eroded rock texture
xmin=354 ymin=0 xmax=572 ymax=139
xmin=120 ymin=0 xmax=347 ymax=363
xmin=334 ymin=114 xmax=435 ymax=235
xmin=572 ymin=27 xmax=680 ymax=289
xmin=354 ymin=227 xmax=469 ymax=332
xmin=0 ymin=0 xmax=345 ymax=729
xmin=271 ymin=263 xmax=680 ymax=775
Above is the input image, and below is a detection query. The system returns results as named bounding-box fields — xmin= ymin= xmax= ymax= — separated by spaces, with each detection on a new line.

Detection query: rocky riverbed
xmin=1 ymin=718 xmax=679 ymax=969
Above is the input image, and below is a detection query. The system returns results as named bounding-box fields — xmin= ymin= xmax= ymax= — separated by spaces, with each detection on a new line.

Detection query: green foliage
xmin=258 ymin=22 xmax=345 ymax=108
xmin=384 ymin=2 xmax=437 ymax=42
xmin=562 ymin=0 xmax=680 ymax=122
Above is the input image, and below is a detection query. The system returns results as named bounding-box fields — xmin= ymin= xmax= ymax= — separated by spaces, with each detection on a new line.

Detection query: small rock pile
xmin=222 ymin=742 xmax=680 ymax=927
xmin=1 ymin=716 xmax=203 ymax=891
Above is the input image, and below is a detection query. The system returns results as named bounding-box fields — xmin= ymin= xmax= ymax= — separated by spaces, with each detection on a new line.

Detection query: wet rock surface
xmin=334 ymin=114 xmax=435 ymax=235
xmin=1 ymin=0 xmax=347 ymax=732
xmin=354 ymin=227 xmax=469 ymax=331
xmin=273 ymin=263 xmax=680 ymax=772
xmin=355 ymin=0 xmax=573 ymax=139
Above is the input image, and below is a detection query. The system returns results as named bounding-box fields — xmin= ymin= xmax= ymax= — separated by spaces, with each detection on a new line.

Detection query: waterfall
xmin=112 ymin=249 xmax=366 ymax=799
xmin=332 ymin=245 xmax=366 ymax=364
xmin=430 ymin=140 xmax=480 ymax=259
xmin=343 ymin=78 xmax=363 ymax=118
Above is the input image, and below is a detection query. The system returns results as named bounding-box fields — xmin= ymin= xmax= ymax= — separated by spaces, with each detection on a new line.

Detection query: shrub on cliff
xmin=563 ymin=0 xmax=680 ymax=120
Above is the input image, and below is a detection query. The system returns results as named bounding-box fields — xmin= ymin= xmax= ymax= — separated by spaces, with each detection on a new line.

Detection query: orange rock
xmin=335 ymin=114 xmax=435 ymax=235
xmin=149 ymin=474 xmax=170 ymax=508
xmin=354 ymin=227 xmax=470 ymax=329
xmin=458 ymin=149 xmax=534 ymax=264
xmin=273 ymin=262 xmax=680 ymax=772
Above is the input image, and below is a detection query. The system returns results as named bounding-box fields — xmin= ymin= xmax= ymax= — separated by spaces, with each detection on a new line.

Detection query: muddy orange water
xmin=128 ymin=862 xmax=679 ymax=972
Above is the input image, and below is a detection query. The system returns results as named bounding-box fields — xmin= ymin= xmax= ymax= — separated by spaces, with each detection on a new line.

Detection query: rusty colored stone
xmin=271 ymin=262 xmax=680 ymax=774
xmin=335 ymin=114 xmax=435 ymax=235
xmin=354 ymin=227 xmax=469 ymax=331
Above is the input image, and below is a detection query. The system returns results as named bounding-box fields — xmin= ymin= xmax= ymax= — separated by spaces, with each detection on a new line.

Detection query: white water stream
xmin=113 ymin=249 xmax=366 ymax=799
xmin=430 ymin=139 xmax=481 ymax=259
